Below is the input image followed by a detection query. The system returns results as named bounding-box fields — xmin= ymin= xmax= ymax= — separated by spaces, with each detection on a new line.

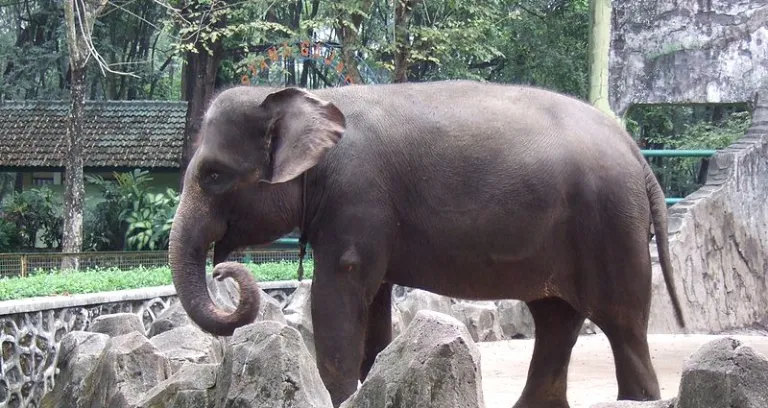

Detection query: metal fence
xmin=0 ymin=247 xmax=310 ymax=279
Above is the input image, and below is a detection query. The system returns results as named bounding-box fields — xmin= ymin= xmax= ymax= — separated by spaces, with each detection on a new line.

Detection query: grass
xmin=0 ymin=260 xmax=313 ymax=301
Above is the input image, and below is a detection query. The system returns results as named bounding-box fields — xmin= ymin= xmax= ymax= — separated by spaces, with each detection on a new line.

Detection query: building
xmin=0 ymin=99 xmax=187 ymax=198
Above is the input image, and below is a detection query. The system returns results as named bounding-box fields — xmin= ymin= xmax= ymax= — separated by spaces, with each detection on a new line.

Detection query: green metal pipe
xmin=665 ymin=198 xmax=684 ymax=205
xmin=641 ymin=149 xmax=716 ymax=157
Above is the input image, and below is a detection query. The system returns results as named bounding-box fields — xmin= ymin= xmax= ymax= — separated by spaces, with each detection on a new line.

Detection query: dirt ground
xmin=478 ymin=334 xmax=768 ymax=408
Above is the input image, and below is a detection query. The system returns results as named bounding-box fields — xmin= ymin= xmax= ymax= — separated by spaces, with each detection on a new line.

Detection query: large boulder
xmin=283 ymin=281 xmax=316 ymax=358
xmin=138 ymin=363 xmax=218 ymax=408
xmin=394 ymin=288 xmax=456 ymax=329
xmin=676 ymin=337 xmax=768 ymax=408
xmin=89 ymin=313 xmax=146 ymax=337
xmin=495 ymin=299 xmax=535 ymax=339
xmin=340 ymin=309 xmax=485 ymax=408
xmin=148 ymin=302 xmax=190 ymax=337
xmin=80 ymin=331 xmax=172 ymax=408
xmin=215 ymin=320 xmax=333 ymax=408
xmin=40 ymin=331 xmax=110 ymax=408
xmin=451 ymin=301 xmax=504 ymax=342
xmin=149 ymin=325 xmax=224 ymax=373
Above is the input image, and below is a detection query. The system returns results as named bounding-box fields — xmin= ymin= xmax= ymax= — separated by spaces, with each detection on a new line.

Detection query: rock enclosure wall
xmin=609 ymin=0 xmax=768 ymax=116
xmin=647 ymin=88 xmax=768 ymax=333
xmin=0 ymin=284 xmax=296 ymax=408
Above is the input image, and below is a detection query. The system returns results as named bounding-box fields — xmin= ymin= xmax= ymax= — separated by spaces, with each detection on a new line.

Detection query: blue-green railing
xmin=641 ymin=149 xmax=716 ymax=205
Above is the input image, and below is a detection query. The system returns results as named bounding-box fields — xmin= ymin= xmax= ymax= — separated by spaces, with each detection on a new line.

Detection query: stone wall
xmin=609 ymin=0 xmax=768 ymax=116
xmin=647 ymin=88 xmax=768 ymax=334
xmin=0 ymin=282 xmax=297 ymax=408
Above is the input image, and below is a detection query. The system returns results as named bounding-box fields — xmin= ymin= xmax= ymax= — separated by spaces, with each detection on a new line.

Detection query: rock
xmin=148 ymin=302 xmax=190 ymax=337
xmin=88 ymin=312 xmax=146 ymax=337
xmin=496 ymin=299 xmax=535 ymax=339
xmin=207 ymin=273 xmax=287 ymax=324
xmin=581 ymin=319 xmax=602 ymax=335
xmin=215 ymin=320 xmax=332 ymax=408
xmin=391 ymin=305 xmax=405 ymax=339
xmin=451 ymin=301 xmax=503 ymax=342
xmin=340 ymin=310 xmax=484 ymax=408
xmin=676 ymin=337 xmax=768 ymax=408
xmin=284 ymin=280 xmax=316 ymax=358
xmin=608 ymin=0 xmax=768 ymax=116
xmin=138 ymin=363 xmax=217 ymax=408
xmin=149 ymin=325 xmax=223 ymax=373
xmin=80 ymin=331 xmax=172 ymax=408
xmin=394 ymin=288 xmax=456 ymax=329
xmin=39 ymin=331 xmax=110 ymax=408
xmin=590 ymin=400 xmax=676 ymax=408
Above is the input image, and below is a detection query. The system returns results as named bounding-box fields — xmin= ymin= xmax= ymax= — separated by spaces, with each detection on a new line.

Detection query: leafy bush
xmin=0 ymin=214 xmax=20 ymax=252
xmin=0 ymin=260 xmax=313 ymax=301
xmin=1 ymin=187 xmax=63 ymax=250
xmin=124 ymin=188 xmax=179 ymax=250
xmin=85 ymin=169 xmax=179 ymax=251
xmin=626 ymin=106 xmax=752 ymax=198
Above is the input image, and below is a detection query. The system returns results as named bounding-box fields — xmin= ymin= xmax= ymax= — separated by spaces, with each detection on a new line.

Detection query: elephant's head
xmin=169 ymin=86 xmax=346 ymax=336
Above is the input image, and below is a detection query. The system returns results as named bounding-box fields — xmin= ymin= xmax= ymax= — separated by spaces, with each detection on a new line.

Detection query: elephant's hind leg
xmin=592 ymin=304 xmax=660 ymax=401
xmin=513 ymin=297 xmax=585 ymax=408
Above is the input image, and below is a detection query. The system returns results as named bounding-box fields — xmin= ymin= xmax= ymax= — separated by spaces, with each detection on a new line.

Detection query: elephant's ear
xmin=260 ymin=88 xmax=346 ymax=184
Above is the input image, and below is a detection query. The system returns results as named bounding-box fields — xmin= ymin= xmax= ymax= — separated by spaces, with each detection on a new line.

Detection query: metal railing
xmin=640 ymin=149 xmax=717 ymax=205
xmin=0 ymin=241 xmax=310 ymax=279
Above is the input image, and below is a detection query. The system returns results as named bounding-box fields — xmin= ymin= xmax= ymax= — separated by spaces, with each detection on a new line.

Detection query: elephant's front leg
xmin=312 ymin=270 xmax=380 ymax=407
xmin=360 ymin=282 xmax=392 ymax=381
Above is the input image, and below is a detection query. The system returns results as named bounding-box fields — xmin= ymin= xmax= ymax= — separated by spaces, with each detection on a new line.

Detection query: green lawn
xmin=0 ymin=260 xmax=313 ymax=301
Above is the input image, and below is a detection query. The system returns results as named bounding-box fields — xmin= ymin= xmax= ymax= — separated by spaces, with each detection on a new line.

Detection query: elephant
xmin=168 ymin=79 xmax=685 ymax=408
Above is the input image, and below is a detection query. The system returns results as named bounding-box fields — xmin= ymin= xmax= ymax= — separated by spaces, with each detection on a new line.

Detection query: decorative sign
xmin=241 ymin=41 xmax=356 ymax=86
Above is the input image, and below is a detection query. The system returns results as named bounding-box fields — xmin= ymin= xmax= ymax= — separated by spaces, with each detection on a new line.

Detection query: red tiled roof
xmin=0 ymin=100 xmax=187 ymax=168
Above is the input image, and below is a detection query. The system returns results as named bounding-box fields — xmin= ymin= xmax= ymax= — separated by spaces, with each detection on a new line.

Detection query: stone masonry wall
xmin=647 ymin=88 xmax=768 ymax=333
xmin=0 ymin=284 xmax=297 ymax=408
xmin=609 ymin=0 xmax=768 ymax=116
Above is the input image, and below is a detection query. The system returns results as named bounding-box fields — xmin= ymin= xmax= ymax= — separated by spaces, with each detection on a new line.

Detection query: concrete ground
xmin=478 ymin=334 xmax=768 ymax=408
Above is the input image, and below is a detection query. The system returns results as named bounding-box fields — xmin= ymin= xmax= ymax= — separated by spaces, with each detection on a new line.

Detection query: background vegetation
xmin=0 ymin=260 xmax=313 ymax=300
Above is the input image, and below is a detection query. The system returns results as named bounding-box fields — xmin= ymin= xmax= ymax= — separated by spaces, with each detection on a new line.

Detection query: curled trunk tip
xmin=207 ymin=262 xmax=262 ymax=336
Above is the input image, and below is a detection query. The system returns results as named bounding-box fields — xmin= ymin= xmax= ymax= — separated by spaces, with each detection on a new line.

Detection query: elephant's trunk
xmin=169 ymin=187 xmax=261 ymax=336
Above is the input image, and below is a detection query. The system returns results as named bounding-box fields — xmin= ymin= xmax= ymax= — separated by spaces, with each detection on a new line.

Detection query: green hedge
xmin=0 ymin=260 xmax=313 ymax=301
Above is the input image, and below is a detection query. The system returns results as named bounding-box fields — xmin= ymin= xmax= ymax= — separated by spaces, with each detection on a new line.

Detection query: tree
xmin=587 ymin=0 xmax=613 ymax=117
xmin=61 ymin=0 xmax=108 ymax=268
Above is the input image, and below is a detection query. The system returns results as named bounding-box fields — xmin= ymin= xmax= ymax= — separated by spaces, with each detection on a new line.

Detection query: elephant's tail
xmin=643 ymin=160 xmax=686 ymax=328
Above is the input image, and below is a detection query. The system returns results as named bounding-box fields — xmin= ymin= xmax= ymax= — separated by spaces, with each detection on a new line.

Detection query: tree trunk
xmin=179 ymin=41 xmax=224 ymax=190
xmin=587 ymin=0 xmax=615 ymax=119
xmin=61 ymin=66 xmax=86 ymax=269
xmin=393 ymin=0 xmax=416 ymax=83
xmin=335 ymin=0 xmax=373 ymax=85
xmin=178 ymin=1 xmax=227 ymax=191
xmin=61 ymin=0 xmax=106 ymax=269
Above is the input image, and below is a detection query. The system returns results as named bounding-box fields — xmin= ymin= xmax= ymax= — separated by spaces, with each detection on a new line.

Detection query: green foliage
xmin=626 ymin=106 xmax=752 ymax=198
xmin=124 ymin=188 xmax=180 ymax=250
xmin=0 ymin=260 xmax=314 ymax=300
xmin=1 ymin=187 xmax=63 ymax=250
xmin=85 ymin=169 xmax=180 ymax=252
xmin=0 ymin=216 xmax=20 ymax=252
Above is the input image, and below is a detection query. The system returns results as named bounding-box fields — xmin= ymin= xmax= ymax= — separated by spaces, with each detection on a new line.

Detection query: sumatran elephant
xmin=168 ymin=80 xmax=685 ymax=408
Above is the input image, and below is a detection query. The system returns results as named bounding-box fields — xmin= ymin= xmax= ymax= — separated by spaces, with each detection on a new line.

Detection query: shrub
xmin=1 ymin=187 xmax=63 ymax=250
xmin=0 ymin=259 xmax=313 ymax=301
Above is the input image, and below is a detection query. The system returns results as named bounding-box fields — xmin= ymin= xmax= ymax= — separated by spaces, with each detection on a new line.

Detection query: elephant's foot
xmin=512 ymin=396 xmax=570 ymax=408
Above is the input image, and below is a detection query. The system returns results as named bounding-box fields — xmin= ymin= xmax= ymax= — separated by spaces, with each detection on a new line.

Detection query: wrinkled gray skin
xmin=169 ymin=80 xmax=685 ymax=408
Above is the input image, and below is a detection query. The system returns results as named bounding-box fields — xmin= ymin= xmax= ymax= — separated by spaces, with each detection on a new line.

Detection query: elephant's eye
xmin=209 ymin=172 xmax=219 ymax=181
